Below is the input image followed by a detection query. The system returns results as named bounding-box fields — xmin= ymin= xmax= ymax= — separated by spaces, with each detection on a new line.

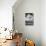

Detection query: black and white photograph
xmin=25 ymin=13 xmax=34 ymax=25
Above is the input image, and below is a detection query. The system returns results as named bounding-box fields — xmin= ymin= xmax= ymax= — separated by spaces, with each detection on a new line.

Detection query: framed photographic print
xmin=25 ymin=13 xmax=34 ymax=26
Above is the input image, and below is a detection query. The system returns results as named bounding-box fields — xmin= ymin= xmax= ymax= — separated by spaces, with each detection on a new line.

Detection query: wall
xmin=41 ymin=0 xmax=46 ymax=46
xmin=13 ymin=0 xmax=41 ymax=46
xmin=0 ymin=0 xmax=16 ymax=29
